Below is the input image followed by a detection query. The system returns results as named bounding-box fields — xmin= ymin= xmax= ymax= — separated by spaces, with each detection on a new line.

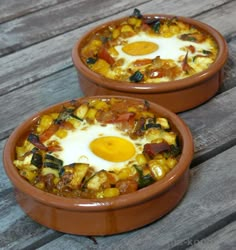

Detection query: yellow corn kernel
xmin=55 ymin=128 xmax=68 ymax=139
xmin=157 ymin=117 xmax=170 ymax=129
xmin=51 ymin=113 xmax=59 ymax=120
xmin=163 ymin=131 xmax=177 ymax=145
xmin=135 ymin=18 xmax=142 ymax=28
xmin=91 ymin=59 xmax=110 ymax=76
xmin=68 ymin=117 xmax=81 ymax=128
xmin=153 ymin=157 xmax=166 ymax=166
xmin=127 ymin=17 xmax=138 ymax=25
xmin=20 ymin=169 xmax=37 ymax=182
xmin=121 ymin=24 xmax=134 ymax=34
xmin=166 ymin=157 xmax=178 ymax=169
xmin=91 ymin=99 xmax=109 ymax=110
xmin=151 ymin=165 xmax=166 ymax=180
xmin=169 ymin=25 xmax=180 ymax=35
xmin=136 ymin=153 xmax=147 ymax=165
xmin=90 ymin=39 xmax=102 ymax=47
xmin=37 ymin=115 xmax=54 ymax=133
xmin=85 ymin=108 xmax=97 ymax=121
xmin=127 ymin=106 xmax=137 ymax=113
xmin=53 ymin=177 xmax=60 ymax=185
xmin=35 ymin=181 xmax=45 ymax=190
xmin=96 ymin=191 xmax=104 ymax=199
xmin=74 ymin=103 xmax=89 ymax=119
xmin=118 ymin=167 xmax=132 ymax=180
xmin=103 ymin=188 xmax=120 ymax=198
xmin=140 ymin=111 xmax=155 ymax=118
xmin=160 ymin=24 xmax=169 ymax=34
xmin=108 ymin=47 xmax=119 ymax=56
xmin=112 ymin=28 xmax=120 ymax=39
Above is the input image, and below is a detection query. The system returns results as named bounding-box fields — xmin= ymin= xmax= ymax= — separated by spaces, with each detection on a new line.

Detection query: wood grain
xmin=0 ymin=0 xmax=236 ymax=248
xmin=1 ymin=145 xmax=235 ymax=249
xmin=0 ymin=0 xmax=148 ymax=56
xmin=0 ymin=0 xmax=68 ymax=23
xmin=0 ymin=0 xmax=234 ymax=96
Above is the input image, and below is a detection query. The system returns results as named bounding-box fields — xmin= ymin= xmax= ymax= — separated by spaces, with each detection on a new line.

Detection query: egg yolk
xmin=90 ymin=136 xmax=135 ymax=162
xmin=122 ymin=41 xmax=158 ymax=56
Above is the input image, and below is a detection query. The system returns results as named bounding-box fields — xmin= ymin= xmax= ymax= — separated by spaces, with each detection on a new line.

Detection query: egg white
xmin=48 ymin=123 xmax=147 ymax=172
xmin=115 ymin=32 xmax=213 ymax=69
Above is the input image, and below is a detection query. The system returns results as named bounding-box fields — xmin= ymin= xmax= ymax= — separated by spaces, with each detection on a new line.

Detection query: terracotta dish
xmin=3 ymin=96 xmax=194 ymax=235
xmin=72 ymin=12 xmax=228 ymax=113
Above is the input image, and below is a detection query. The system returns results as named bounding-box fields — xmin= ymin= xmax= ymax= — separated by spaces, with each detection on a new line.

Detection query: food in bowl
xmin=80 ymin=9 xmax=218 ymax=83
xmin=13 ymin=97 xmax=181 ymax=199
xmin=3 ymin=96 xmax=194 ymax=235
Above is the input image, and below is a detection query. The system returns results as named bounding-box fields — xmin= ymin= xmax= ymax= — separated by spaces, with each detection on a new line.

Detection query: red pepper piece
xmin=39 ymin=123 xmax=59 ymax=142
xmin=143 ymin=142 xmax=170 ymax=158
xmin=98 ymin=47 xmax=115 ymax=65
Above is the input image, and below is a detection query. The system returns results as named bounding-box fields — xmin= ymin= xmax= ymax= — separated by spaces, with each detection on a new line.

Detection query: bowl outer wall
xmin=72 ymin=14 xmax=228 ymax=112
xmin=3 ymin=96 xmax=194 ymax=234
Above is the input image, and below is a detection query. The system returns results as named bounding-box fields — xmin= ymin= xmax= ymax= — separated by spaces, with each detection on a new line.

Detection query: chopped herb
xmin=202 ymin=49 xmax=211 ymax=55
xmin=167 ymin=16 xmax=178 ymax=26
xmin=144 ymin=99 xmax=150 ymax=109
xmin=152 ymin=20 xmax=161 ymax=33
xmin=131 ymin=8 xmax=143 ymax=19
xmin=100 ymin=36 xmax=110 ymax=44
xmin=164 ymin=144 xmax=182 ymax=158
xmin=129 ymin=70 xmax=144 ymax=82
xmin=55 ymin=107 xmax=74 ymax=124
xmin=86 ymin=57 xmax=97 ymax=64
xmin=134 ymin=165 xmax=155 ymax=188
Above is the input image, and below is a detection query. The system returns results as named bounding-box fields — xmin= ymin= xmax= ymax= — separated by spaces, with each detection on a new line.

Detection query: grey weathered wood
xmin=0 ymin=1 xmax=236 ymax=249
xmin=1 ymin=86 xmax=236 ymax=248
xmin=179 ymin=86 xmax=236 ymax=166
xmin=3 ymin=145 xmax=234 ymax=250
xmin=0 ymin=0 xmax=148 ymax=56
xmin=188 ymin=221 xmax=236 ymax=250
xmin=0 ymin=0 xmax=69 ymax=23
xmin=0 ymin=0 xmax=235 ymax=96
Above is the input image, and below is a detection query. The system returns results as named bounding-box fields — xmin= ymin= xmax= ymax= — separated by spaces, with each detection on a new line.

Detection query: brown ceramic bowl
xmin=3 ymin=96 xmax=194 ymax=236
xmin=72 ymin=14 xmax=228 ymax=113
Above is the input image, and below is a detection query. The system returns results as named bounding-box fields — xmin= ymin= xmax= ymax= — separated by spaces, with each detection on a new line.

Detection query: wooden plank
xmin=179 ymin=85 xmax=236 ymax=166
xmin=221 ymin=37 xmax=236 ymax=92
xmin=0 ymin=0 xmax=148 ymax=56
xmin=0 ymin=0 xmax=235 ymax=96
xmin=0 ymin=67 xmax=82 ymax=140
xmin=1 ymin=144 xmax=235 ymax=249
xmin=188 ymin=221 xmax=236 ymax=250
xmin=0 ymin=0 xmax=68 ymax=24
xmin=0 ymin=79 xmax=236 ymax=247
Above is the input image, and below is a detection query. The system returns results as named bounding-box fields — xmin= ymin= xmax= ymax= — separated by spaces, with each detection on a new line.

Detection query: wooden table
xmin=0 ymin=1 xmax=236 ymax=249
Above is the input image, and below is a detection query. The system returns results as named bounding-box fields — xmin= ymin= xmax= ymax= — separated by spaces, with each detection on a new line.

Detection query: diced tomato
xmin=115 ymin=112 xmax=135 ymax=122
xmin=143 ymin=142 xmax=170 ymax=158
xmin=39 ymin=124 xmax=59 ymax=142
xmin=187 ymin=45 xmax=195 ymax=53
xmin=98 ymin=47 xmax=115 ymax=65
xmin=61 ymin=121 xmax=75 ymax=130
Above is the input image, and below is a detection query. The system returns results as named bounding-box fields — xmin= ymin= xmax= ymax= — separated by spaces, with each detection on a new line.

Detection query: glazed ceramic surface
xmin=3 ymin=96 xmax=194 ymax=235
xmin=72 ymin=14 xmax=228 ymax=113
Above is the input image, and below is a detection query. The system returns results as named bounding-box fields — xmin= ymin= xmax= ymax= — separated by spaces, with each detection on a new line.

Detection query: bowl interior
xmin=72 ymin=14 xmax=228 ymax=93
xmin=3 ymin=96 xmax=194 ymax=210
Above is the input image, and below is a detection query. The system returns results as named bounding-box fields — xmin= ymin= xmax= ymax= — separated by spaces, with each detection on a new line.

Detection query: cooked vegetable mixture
xmin=81 ymin=9 xmax=218 ymax=83
xmin=14 ymin=98 xmax=181 ymax=199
